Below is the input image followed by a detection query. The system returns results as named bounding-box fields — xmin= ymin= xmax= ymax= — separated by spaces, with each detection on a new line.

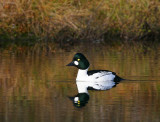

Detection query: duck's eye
xmin=77 ymin=59 xmax=80 ymax=61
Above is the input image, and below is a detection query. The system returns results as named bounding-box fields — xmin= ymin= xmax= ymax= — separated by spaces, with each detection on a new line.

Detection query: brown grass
xmin=0 ymin=0 xmax=160 ymax=48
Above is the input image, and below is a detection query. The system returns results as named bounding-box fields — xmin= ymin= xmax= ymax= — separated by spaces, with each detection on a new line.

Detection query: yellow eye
xmin=77 ymin=59 xmax=80 ymax=61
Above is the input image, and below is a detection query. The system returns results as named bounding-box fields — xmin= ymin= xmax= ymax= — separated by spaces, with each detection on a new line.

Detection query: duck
xmin=67 ymin=53 xmax=123 ymax=91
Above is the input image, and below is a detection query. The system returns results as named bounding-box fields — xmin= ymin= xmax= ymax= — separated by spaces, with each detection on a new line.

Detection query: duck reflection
xmin=69 ymin=93 xmax=89 ymax=108
xmin=69 ymin=80 xmax=120 ymax=108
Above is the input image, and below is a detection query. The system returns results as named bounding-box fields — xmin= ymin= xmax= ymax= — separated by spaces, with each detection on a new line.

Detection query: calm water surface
xmin=0 ymin=47 xmax=160 ymax=122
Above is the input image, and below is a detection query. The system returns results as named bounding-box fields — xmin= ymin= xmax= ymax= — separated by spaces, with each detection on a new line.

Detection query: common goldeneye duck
xmin=67 ymin=53 xmax=123 ymax=90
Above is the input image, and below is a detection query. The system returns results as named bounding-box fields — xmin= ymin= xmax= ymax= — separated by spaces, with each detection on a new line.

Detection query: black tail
xmin=114 ymin=75 xmax=125 ymax=83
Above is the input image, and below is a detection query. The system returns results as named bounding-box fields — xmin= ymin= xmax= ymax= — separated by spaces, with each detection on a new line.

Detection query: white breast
xmin=76 ymin=68 xmax=89 ymax=81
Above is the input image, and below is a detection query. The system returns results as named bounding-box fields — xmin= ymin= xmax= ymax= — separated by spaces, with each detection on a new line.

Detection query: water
xmin=0 ymin=47 xmax=160 ymax=122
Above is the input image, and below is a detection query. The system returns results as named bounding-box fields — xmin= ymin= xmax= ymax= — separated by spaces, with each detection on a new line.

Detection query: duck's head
xmin=67 ymin=53 xmax=89 ymax=70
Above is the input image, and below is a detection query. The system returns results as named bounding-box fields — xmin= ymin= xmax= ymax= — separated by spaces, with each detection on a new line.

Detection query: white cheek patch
xmin=74 ymin=97 xmax=79 ymax=102
xmin=74 ymin=61 xmax=79 ymax=65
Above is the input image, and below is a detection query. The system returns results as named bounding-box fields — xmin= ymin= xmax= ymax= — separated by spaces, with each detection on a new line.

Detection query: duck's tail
xmin=114 ymin=75 xmax=125 ymax=83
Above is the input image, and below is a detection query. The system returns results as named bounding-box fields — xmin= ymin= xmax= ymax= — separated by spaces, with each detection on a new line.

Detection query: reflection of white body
xmin=76 ymin=81 xmax=89 ymax=94
xmin=76 ymin=80 xmax=116 ymax=94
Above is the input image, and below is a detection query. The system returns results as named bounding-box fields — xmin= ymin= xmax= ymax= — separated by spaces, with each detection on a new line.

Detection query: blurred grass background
xmin=0 ymin=0 xmax=160 ymax=50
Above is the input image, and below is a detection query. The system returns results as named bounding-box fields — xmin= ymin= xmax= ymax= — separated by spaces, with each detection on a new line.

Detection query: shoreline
xmin=0 ymin=40 xmax=159 ymax=54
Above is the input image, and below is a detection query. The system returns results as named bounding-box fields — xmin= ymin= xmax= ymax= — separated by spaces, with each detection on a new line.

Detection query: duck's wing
xmin=87 ymin=70 xmax=114 ymax=76
xmin=87 ymin=70 xmax=122 ymax=82
xmin=87 ymin=70 xmax=115 ymax=80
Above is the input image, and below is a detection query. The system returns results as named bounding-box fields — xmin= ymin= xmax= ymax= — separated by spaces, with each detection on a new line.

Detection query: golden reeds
xmin=0 ymin=0 xmax=160 ymax=47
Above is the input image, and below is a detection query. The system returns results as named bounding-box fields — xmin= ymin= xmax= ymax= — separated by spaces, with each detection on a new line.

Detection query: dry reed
xmin=0 ymin=0 xmax=160 ymax=48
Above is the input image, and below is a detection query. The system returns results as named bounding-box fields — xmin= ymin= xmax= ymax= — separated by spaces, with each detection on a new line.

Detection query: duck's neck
xmin=76 ymin=68 xmax=89 ymax=81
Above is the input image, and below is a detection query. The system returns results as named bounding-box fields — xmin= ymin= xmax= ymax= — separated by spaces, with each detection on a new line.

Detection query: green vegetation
xmin=0 ymin=0 xmax=160 ymax=49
